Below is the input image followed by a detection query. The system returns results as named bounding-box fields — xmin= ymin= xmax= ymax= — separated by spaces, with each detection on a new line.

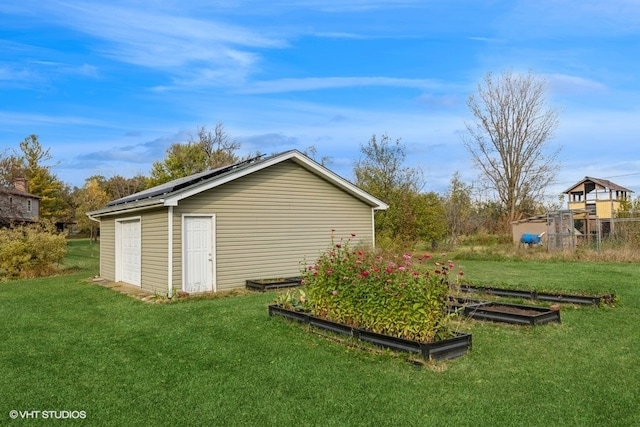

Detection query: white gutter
xmin=371 ymin=208 xmax=376 ymax=249
xmin=87 ymin=214 xmax=101 ymax=277
xmin=167 ymin=206 xmax=174 ymax=299
xmin=87 ymin=199 xmax=166 ymax=219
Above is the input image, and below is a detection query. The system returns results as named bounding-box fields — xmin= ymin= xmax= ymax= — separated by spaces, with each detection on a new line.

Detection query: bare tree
xmin=148 ymin=123 xmax=244 ymax=186
xmin=302 ymin=145 xmax=332 ymax=166
xmin=463 ymin=70 xmax=560 ymax=229
xmin=192 ymin=123 xmax=241 ymax=169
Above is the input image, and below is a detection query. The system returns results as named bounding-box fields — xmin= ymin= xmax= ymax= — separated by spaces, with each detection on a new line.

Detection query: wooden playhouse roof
xmin=562 ymin=176 xmax=633 ymax=194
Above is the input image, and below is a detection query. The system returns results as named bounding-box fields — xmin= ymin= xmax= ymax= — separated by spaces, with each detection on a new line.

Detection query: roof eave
xmin=162 ymin=150 xmax=389 ymax=209
xmin=87 ymin=199 xmax=166 ymax=219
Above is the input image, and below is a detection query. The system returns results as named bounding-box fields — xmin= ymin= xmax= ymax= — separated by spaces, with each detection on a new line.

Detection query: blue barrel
xmin=520 ymin=233 xmax=541 ymax=244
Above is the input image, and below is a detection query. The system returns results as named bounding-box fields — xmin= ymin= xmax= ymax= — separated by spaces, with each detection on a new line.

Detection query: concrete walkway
xmin=91 ymin=277 xmax=157 ymax=302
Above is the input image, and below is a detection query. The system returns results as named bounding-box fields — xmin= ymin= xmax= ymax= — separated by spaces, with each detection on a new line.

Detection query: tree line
xmin=2 ymin=71 xmax=596 ymax=246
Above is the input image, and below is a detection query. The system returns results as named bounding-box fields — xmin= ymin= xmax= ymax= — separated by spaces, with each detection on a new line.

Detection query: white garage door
xmin=117 ymin=218 xmax=141 ymax=286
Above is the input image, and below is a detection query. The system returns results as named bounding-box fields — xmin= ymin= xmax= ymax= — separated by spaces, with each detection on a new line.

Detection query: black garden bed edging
xmin=246 ymin=276 xmax=302 ymax=291
xmin=460 ymin=284 xmax=615 ymax=306
xmin=268 ymin=304 xmax=310 ymax=323
xmin=268 ymin=304 xmax=471 ymax=361
xmin=456 ymin=297 xmax=561 ymax=325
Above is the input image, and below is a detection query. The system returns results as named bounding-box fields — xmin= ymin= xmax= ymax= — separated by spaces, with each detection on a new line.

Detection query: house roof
xmin=0 ymin=186 xmax=41 ymax=199
xmin=88 ymin=150 xmax=388 ymax=218
xmin=563 ymin=176 xmax=634 ymax=194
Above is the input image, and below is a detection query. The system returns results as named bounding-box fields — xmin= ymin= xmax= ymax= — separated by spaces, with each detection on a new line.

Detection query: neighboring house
xmin=88 ymin=150 xmax=388 ymax=295
xmin=0 ymin=178 xmax=40 ymax=227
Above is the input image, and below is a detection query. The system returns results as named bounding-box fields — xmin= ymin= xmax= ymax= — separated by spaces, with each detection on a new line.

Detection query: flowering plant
xmin=300 ymin=233 xmax=461 ymax=342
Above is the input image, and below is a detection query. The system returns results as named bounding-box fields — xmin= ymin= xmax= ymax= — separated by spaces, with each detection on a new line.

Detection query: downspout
xmin=371 ymin=208 xmax=376 ymax=249
xmin=87 ymin=214 xmax=101 ymax=276
xmin=167 ymin=206 xmax=174 ymax=299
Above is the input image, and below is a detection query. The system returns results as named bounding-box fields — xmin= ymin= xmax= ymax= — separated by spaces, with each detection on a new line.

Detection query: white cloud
xmin=0 ymin=111 xmax=108 ymax=127
xmin=545 ymin=73 xmax=608 ymax=95
xmin=5 ymin=0 xmax=287 ymax=88
xmin=501 ymin=0 xmax=640 ymax=38
xmin=236 ymin=76 xmax=447 ymax=94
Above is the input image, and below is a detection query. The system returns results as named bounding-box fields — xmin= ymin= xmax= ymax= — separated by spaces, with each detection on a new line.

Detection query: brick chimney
xmin=14 ymin=177 xmax=28 ymax=193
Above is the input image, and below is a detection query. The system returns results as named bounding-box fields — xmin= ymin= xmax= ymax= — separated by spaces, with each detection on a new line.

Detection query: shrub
xmin=300 ymin=233 xmax=461 ymax=342
xmin=0 ymin=222 xmax=67 ymax=278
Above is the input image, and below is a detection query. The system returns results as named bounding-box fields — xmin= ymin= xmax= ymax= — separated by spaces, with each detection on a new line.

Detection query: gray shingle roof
xmin=563 ymin=176 xmax=634 ymax=194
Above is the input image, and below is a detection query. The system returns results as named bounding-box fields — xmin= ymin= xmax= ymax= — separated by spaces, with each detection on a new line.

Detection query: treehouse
xmin=563 ymin=176 xmax=633 ymax=236
xmin=563 ymin=177 xmax=632 ymax=219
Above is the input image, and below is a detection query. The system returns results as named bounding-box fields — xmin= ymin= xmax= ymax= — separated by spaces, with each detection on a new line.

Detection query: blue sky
xmin=1 ymin=0 xmax=639 ymax=200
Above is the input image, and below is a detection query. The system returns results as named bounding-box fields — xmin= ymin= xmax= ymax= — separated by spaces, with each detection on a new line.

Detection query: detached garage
xmin=88 ymin=150 xmax=388 ymax=296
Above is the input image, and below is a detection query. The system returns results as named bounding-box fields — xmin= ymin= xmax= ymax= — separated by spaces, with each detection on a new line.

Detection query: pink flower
xmin=332 ymin=290 xmax=338 ymax=296
xmin=402 ymin=253 xmax=412 ymax=260
xmin=335 ymin=243 xmax=342 ymax=248
xmin=423 ymin=254 xmax=431 ymax=259
xmin=326 ymin=269 xmax=333 ymax=275
xmin=449 ymin=262 xmax=455 ymax=269
xmin=398 ymin=266 xmax=406 ymax=272
xmin=361 ymin=270 xmax=370 ymax=277
xmin=434 ymin=269 xmax=442 ymax=275
xmin=385 ymin=267 xmax=394 ymax=274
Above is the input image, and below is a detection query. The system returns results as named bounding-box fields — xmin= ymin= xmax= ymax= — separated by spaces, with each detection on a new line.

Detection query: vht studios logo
xmin=9 ymin=410 xmax=86 ymax=420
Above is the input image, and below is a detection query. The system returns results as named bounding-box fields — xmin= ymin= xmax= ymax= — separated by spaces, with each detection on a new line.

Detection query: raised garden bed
xmin=268 ymin=304 xmax=471 ymax=361
xmin=447 ymin=297 xmax=489 ymax=314
xmin=460 ymin=284 xmax=615 ymax=306
xmin=246 ymin=276 xmax=302 ymax=291
xmin=455 ymin=297 xmax=561 ymax=325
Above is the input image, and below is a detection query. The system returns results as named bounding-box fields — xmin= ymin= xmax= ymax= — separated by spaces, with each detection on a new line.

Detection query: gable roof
xmin=88 ymin=150 xmax=388 ymax=218
xmin=563 ymin=176 xmax=633 ymax=194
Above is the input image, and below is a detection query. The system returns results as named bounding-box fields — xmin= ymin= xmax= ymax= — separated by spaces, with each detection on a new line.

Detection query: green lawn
xmin=1 ymin=240 xmax=639 ymax=426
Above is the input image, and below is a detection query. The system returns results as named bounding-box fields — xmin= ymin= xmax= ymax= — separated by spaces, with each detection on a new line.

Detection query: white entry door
xmin=116 ymin=218 xmax=141 ymax=286
xmin=183 ymin=215 xmax=215 ymax=293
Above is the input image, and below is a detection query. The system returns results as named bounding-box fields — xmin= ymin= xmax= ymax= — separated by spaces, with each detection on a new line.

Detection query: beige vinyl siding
xmin=140 ymin=208 xmax=169 ymax=294
xmin=99 ymin=209 xmax=169 ymax=294
xmin=175 ymin=160 xmax=375 ymax=291
xmin=100 ymin=217 xmax=116 ymax=281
